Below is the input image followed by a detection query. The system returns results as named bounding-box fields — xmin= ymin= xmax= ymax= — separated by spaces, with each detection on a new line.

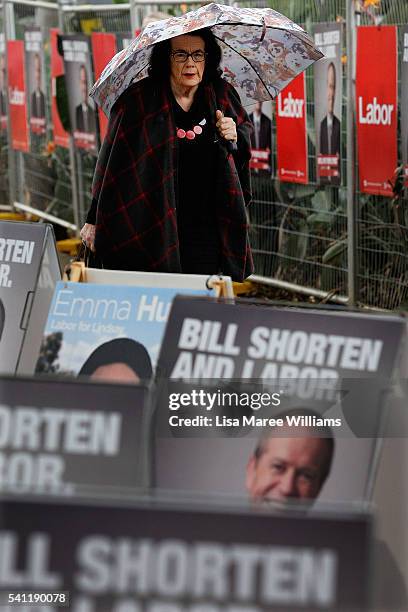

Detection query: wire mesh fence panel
xmin=62 ymin=5 xmax=132 ymax=227
xmin=61 ymin=7 xmax=131 ymax=36
xmin=235 ymin=0 xmax=408 ymax=309
xmin=234 ymin=0 xmax=349 ymax=298
xmin=132 ymin=1 xmax=205 ymax=29
xmin=7 ymin=1 xmax=74 ymax=235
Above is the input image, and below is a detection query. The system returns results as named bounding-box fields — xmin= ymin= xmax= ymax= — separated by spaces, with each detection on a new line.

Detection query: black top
xmin=172 ymin=87 xmax=220 ymax=275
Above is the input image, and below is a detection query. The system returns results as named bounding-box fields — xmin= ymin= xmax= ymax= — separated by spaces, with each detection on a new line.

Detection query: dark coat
xmin=76 ymin=102 xmax=97 ymax=134
xmin=31 ymin=90 xmax=46 ymax=119
xmin=88 ymin=77 xmax=253 ymax=281
xmin=249 ymin=112 xmax=272 ymax=151
xmin=319 ymin=113 xmax=341 ymax=156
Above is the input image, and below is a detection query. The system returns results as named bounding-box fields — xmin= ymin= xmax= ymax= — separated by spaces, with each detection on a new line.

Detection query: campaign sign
xmin=276 ymin=72 xmax=308 ymax=184
xmin=24 ymin=27 xmax=47 ymax=141
xmin=0 ymin=375 xmax=146 ymax=495
xmin=0 ymin=33 xmax=7 ymax=132
xmin=0 ymin=222 xmax=61 ymax=375
xmin=401 ymin=26 xmax=408 ymax=188
xmin=91 ymin=33 xmax=117 ymax=141
xmin=60 ymin=34 xmax=98 ymax=154
xmin=153 ymin=297 xmax=404 ymax=503
xmin=7 ymin=40 xmax=29 ymax=152
xmin=0 ymin=496 xmax=372 ymax=611
xmin=313 ymin=23 xmax=342 ymax=185
xmin=356 ymin=26 xmax=397 ymax=196
xmin=35 ymin=280 xmax=214 ymax=381
xmin=50 ymin=28 xmax=69 ymax=149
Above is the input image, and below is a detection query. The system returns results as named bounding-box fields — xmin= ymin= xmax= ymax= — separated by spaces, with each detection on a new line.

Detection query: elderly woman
xmin=80 ymin=28 xmax=253 ymax=281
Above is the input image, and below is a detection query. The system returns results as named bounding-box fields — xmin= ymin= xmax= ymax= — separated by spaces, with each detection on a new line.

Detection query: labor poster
xmin=356 ymin=26 xmax=397 ymax=197
xmin=247 ymin=100 xmax=273 ymax=175
xmin=0 ymin=33 xmax=7 ymax=133
xmin=276 ymin=72 xmax=308 ymax=184
xmin=35 ymin=280 xmax=215 ymax=383
xmin=60 ymin=34 xmax=98 ymax=154
xmin=91 ymin=32 xmax=117 ymax=141
xmin=7 ymin=40 xmax=29 ymax=152
xmin=50 ymin=28 xmax=69 ymax=149
xmin=401 ymin=26 xmax=408 ymax=188
xmin=0 ymin=496 xmax=372 ymax=611
xmin=24 ymin=27 xmax=47 ymax=144
xmin=314 ymin=23 xmax=342 ymax=185
xmin=0 ymin=375 xmax=146 ymax=495
xmin=153 ymin=296 xmax=404 ymax=504
xmin=0 ymin=222 xmax=60 ymax=376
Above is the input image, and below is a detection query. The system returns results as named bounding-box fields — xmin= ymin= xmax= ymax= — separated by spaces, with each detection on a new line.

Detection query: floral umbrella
xmin=90 ymin=2 xmax=323 ymax=115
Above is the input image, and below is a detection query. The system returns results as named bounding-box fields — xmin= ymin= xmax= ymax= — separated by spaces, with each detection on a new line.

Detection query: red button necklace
xmin=177 ymin=118 xmax=206 ymax=140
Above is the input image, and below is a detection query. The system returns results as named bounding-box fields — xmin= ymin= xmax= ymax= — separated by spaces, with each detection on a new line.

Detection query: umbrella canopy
xmin=90 ymin=2 xmax=323 ymax=116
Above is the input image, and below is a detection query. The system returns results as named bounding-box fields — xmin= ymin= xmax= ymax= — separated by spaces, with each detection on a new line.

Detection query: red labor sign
xmin=356 ymin=26 xmax=397 ymax=197
xmin=50 ymin=29 xmax=69 ymax=149
xmin=276 ymin=72 xmax=308 ymax=184
xmin=7 ymin=40 xmax=29 ymax=152
xmin=91 ymin=33 xmax=117 ymax=141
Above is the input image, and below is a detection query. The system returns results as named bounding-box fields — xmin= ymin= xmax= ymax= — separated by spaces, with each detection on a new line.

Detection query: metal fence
xmin=247 ymin=0 xmax=408 ymax=310
xmin=3 ymin=0 xmax=76 ymax=236
xmin=1 ymin=0 xmax=408 ymax=309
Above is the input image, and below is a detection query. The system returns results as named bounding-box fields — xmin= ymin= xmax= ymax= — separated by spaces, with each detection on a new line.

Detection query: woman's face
xmin=170 ymin=34 xmax=206 ymax=90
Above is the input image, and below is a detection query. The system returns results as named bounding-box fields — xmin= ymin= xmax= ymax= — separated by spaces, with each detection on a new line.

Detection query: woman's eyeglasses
xmin=170 ymin=50 xmax=207 ymax=63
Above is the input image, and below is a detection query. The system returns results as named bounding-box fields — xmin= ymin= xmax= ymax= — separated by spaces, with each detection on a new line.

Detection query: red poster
xmin=276 ymin=72 xmax=308 ymax=184
xmin=91 ymin=32 xmax=117 ymax=141
xmin=50 ymin=29 xmax=69 ymax=149
xmin=356 ymin=26 xmax=397 ymax=197
xmin=7 ymin=40 xmax=29 ymax=152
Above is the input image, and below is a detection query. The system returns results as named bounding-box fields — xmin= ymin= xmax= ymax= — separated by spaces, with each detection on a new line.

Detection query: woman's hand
xmin=216 ymin=109 xmax=237 ymax=142
xmin=80 ymin=223 xmax=96 ymax=252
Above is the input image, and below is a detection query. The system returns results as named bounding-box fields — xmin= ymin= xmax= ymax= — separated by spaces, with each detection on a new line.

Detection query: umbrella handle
xmin=227 ymin=140 xmax=238 ymax=153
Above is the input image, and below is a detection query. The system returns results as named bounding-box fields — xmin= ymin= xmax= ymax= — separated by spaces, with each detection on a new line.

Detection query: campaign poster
xmin=35 ymin=280 xmax=215 ymax=383
xmin=60 ymin=34 xmax=98 ymax=154
xmin=0 ymin=375 xmax=146 ymax=495
xmin=0 ymin=222 xmax=60 ymax=376
xmin=247 ymin=100 xmax=273 ymax=175
xmin=24 ymin=27 xmax=47 ymax=145
xmin=0 ymin=34 xmax=7 ymax=133
xmin=314 ymin=23 xmax=342 ymax=185
xmin=401 ymin=26 xmax=408 ymax=188
xmin=356 ymin=26 xmax=397 ymax=197
xmin=91 ymin=32 xmax=117 ymax=141
xmin=50 ymin=28 xmax=69 ymax=149
xmin=0 ymin=497 xmax=372 ymax=611
xmin=7 ymin=40 xmax=29 ymax=152
xmin=153 ymin=296 xmax=404 ymax=505
xmin=276 ymin=72 xmax=308 ymax=184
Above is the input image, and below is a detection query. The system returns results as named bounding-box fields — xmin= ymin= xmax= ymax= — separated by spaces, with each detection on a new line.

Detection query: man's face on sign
xmin=246 ymin=432 xmax=330 ymax=505
xmin=327 ymin=63 xmax=336 ymax=116
xmin=79 ymin=66 xmax=88 ymax=103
